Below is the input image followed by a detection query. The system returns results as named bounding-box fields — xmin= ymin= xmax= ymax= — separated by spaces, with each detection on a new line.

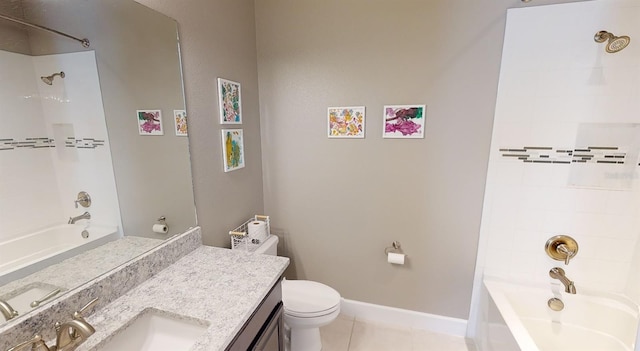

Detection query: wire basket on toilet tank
xmin=229 ymin=215 xmax=270 ymax=252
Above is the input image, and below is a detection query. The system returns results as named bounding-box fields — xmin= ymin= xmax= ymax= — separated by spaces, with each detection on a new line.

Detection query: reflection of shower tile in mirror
xmin=568 ymin=123 xmax=640 ymax=190
xmin=52 ymin=123 xmax=78 ymax=162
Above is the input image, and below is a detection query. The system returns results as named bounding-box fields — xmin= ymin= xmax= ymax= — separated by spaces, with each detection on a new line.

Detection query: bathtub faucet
xmin=68 ymin=211 xmax=91 ymax=224
xmin=549 ymin=267 xmax=577 ymax=294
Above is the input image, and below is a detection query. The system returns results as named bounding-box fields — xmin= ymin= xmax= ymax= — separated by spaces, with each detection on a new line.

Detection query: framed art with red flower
xmin=383 ymin=105 xmax=425 ymax=139
xmin=137 ymin=109 xmax=163 ymax=136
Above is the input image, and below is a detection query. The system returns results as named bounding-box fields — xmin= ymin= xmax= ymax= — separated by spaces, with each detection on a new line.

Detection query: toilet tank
xmin=254 ymin=235 xmax=278 ymax=256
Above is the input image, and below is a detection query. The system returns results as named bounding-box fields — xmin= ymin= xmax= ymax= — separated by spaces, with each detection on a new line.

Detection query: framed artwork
xmin=137 ymin=109 xmax=163 ymax=135
xmin=328 ymin=106 xmax=365 ymax=138
xmin=173 ymin=110 xmax=188 ymax=136
xmin=383 ymin=105 xmax=426 ymax=139
xmin=221 ymin=129 xmax=245 ymax=172
xmin=218 ymin=78 xmax=242 ymax=124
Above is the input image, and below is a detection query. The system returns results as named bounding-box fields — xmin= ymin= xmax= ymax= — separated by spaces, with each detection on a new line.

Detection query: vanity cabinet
xmin=226 ymin=279 xmax=284 ymax=351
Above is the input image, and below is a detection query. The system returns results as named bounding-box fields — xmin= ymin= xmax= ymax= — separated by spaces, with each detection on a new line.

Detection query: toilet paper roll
xmin=387 ymin=252 xmax=405 ymax=265
xmin=248 ymin=220 xmax=267 ymax=239
xmin=152 ymin=224 xmax=168 ymax=234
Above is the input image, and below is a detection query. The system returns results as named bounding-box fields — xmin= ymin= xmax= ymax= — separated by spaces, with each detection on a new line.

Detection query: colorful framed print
xmin=383 ymin=105 xmax=426 ymax=139
xmin=173 ymin=110 xmax=188 ymax=136
xmin=221 ymin=129 xmax=245 ymax=172
xmin=137 ymin=109 xmax=163 ymax=135
xmin=218 ymin=78 xmax=242 ymax=124
xmin=328 ymin=106 xmax=365 ymax=138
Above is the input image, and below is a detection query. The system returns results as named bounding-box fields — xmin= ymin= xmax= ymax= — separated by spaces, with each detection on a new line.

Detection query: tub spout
xmin=68 ymin=211 xmax=91 ymax=224
xmin=549 ymin=267 xmax=577 ymax=294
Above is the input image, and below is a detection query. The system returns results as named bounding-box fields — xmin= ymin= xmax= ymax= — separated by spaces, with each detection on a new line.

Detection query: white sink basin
xmin=98 ymin=309 xmax=208 ymax=351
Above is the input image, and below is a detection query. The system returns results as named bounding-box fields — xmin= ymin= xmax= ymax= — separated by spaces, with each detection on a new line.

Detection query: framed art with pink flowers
xmin=218 ymin=78 xmax=242 ymax=124
xmin=137 ymin=109 xmax=163 ymax=135
xmin=383 ymin=105 xmax=426 ymax=139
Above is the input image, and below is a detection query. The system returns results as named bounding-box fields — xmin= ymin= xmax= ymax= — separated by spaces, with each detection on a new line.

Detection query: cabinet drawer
xmin=226 ymin=278 xmax=283 ymax=351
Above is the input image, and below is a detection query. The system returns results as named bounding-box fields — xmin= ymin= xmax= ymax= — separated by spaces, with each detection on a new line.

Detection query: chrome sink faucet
xmin=549 ymin=267 xmax=577 ymax=294
xmin=0 ymin=298 xmax=19 ymax=321
xmin=68 ymin=211 xmax=91 ymax=224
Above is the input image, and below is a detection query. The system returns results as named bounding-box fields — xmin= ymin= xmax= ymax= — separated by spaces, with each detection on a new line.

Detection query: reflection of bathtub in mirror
xmin=0 ymin=234 xmax=163 ymax=325
xmin=0 ymin=224 xmax=120 ymax=286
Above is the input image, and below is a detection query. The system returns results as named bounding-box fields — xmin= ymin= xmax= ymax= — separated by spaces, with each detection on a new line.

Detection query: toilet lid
xmin=282 ymin=280 xmax=341 ymax=316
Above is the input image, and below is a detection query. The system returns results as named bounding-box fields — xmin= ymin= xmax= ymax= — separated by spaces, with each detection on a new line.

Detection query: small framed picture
xmin=218 ymin=78 xmax=242 ymax=124
xmin=137 ymin=109 xmax=163 ymax=135
xmin=328 ymin=106 xmax=365 ymax=138
xmin=383 ymin=105 xmax=426 ymax=139
xmin=173 ymin=110 xmax=188 ymax=136
xmin=221 ymin=129 xmax=245 ymax=172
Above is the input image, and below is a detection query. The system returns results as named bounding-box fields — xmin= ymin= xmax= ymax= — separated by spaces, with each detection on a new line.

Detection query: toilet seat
xmin=282 ymin=280 xmax=341 ymax=318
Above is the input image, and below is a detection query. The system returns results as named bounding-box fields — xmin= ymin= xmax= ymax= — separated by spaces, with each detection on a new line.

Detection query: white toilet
xmin=255 ymin=235 xmax=341 ymax=351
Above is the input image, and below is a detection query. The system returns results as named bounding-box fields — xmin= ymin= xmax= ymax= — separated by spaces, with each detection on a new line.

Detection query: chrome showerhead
xmin=594 ymin=31 xmax=630 ymax=53
xmin=41 ymin=71 xmax=65 ymax=85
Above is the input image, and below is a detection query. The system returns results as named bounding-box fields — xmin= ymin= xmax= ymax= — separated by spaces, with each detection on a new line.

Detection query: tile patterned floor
xmin=319 ymin=315 xmax=476 ymax=351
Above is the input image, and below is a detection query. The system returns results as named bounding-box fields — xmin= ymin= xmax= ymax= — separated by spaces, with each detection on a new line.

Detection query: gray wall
xmin=136 ymin=0 xmax=587 ymax=320
xmin=136 ymin=0 xmax=265 ymax=247
xmin=254 ymin=0 xmax=582 ymax=319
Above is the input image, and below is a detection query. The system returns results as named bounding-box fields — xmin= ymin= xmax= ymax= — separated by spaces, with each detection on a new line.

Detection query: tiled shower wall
xmin=0 ymin=50 xmax=121 ymax=242
xmin=0 ymin=50 xmax=62 ymax=238
xmin=477 ymin=1 xmax=640 ymax=300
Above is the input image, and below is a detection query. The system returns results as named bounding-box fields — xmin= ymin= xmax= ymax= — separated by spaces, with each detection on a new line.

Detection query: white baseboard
xmin=340 ymin=298 xmax=468 ymax=337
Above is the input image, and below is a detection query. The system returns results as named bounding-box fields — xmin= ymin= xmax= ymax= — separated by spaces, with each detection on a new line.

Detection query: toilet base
xmin=290 ymin=326 xmax=322 ymax=351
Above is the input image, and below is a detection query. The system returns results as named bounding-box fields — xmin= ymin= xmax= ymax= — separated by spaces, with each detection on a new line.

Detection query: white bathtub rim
xmin=484 ymin=278 xmax=539 ymax=351
xmin=0 ymin=224 xmax=119 ymax=284
xmin=485 ymin=275 xmax=640 ymax=316
xmin=0 ymin=224 xmax=118 ymax=274
xmin=0 ymin=223 xmax=117 ymax=247
xmin=484 ymin=276 xmax=639 ymax=351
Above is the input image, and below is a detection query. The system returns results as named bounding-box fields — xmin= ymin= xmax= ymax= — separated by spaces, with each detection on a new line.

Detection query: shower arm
xmin=0 ymin=12 xmax=90 ymax=48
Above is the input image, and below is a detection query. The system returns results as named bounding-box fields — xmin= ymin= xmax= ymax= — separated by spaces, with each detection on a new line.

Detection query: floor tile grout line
xmin=345 ymin=317 xmax=355 ymax=351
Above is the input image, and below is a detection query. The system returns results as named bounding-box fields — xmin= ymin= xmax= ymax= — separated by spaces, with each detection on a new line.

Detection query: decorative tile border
xmin=0 ymin=137 xmax=105 ymax=151
xmin=1 ymin=138 xmax=54 ymax=150
xmin=499 ymin=146 xmax=629 ymax=165
xmin=65 ymin=137 xmax=105 ymax=149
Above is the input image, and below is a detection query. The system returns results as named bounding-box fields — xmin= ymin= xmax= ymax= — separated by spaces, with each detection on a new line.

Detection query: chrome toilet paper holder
xmin=384 ymin=241 xmax=407 ymax=257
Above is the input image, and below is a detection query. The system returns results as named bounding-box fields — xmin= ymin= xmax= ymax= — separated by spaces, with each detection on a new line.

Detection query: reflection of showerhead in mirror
xmin=41 ymin=71 xmax=65 ymax=85
xmin=594 ymin=31 xmax=630 ymax=53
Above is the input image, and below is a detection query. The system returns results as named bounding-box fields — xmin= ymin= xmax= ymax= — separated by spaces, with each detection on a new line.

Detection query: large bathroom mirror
xmin=0 ymin=0 xmax=196 ymax=326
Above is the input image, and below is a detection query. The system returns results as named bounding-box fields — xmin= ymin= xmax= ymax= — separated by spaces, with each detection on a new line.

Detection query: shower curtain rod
xmin=0 ymin=12 xmax=90 ymax=48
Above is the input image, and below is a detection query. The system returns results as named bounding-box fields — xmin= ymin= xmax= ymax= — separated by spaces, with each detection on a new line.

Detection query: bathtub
xmin=481 ymin=278 xmax=639 ymax=351
xmin=0 ymin=224 xmax=120 ymax=285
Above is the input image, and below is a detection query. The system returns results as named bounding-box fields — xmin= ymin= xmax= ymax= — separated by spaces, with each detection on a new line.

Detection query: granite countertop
xmin=79 ymin=246 xmax=289 ymax=351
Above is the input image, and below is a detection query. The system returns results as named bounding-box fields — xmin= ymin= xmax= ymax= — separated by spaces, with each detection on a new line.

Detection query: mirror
xmin=0 ymin=0 xmax=196 ymax=325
